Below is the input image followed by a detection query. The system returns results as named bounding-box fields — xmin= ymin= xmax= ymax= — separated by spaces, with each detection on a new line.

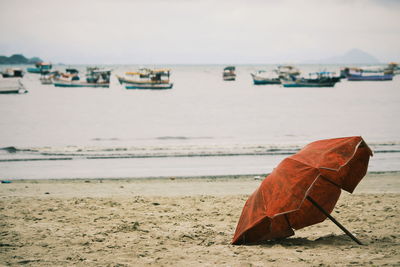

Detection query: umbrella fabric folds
xmin=232 ymin=136 xmax=372 ymax=245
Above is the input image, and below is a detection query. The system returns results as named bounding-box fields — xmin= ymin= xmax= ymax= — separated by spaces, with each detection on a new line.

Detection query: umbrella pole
xmin=306 ymin=196 xmax=363 ymax=245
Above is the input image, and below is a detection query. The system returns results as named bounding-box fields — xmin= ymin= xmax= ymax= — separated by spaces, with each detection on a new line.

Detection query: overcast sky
xmin=0 ymin=0 xmax=399 ymax=64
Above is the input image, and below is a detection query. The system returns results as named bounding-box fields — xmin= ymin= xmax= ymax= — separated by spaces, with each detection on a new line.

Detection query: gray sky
xmin=0 ymin=0 xmax=399 ymax=64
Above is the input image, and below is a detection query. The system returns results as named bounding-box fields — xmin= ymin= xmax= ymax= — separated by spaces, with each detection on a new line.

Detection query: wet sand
xmin=0 ymin=172 xmax=399 ymax=266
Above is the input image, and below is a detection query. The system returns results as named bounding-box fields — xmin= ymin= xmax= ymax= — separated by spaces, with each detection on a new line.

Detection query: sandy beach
xmin=1 ymin=172 xmax=399 ymax=266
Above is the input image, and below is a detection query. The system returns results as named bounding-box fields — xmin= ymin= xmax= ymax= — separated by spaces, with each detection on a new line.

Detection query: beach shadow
xmin=256 ymin=234 xmax=358 ymax=247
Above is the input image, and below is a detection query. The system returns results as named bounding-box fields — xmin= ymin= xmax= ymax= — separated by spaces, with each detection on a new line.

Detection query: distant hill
xmin=0 ymin=54 xmax=43 ymax=64
xmin=306 ymin=49 xmax=380 ymax=64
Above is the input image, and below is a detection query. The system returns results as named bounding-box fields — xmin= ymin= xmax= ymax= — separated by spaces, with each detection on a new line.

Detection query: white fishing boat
xmin=117 ymin=69 xmax=173 ymax=90
xmin=251 ymin=70 xmax=281 ymax=85
xmin=54 ymin=68 xmax=111 ymax=88
xmin=0 ymin=78 xmax=28 ymax=94
xmin=276 ymin=65 xmax=301 ymax=79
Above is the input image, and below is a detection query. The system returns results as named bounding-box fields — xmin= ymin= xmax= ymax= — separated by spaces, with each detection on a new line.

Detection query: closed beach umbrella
xmin=232 ymin=136 xmax=372 ymax=245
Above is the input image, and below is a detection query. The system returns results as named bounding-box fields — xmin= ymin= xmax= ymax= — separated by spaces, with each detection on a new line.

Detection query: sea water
xmin=0 ymin=64 xmax=399 ymax=179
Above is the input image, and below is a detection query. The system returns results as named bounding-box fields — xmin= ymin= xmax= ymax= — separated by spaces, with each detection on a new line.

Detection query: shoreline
xmin=3 ymin=170 xmax=400 ymax=182
xmin=1 ymin=172 xmax=399 ymax=198
xmin=2 ymin=151 xmax=399 ymax=179
xmin=0 ymin=171 xmax=400 ymax=183
xmin=2 ymin=173 xmax=263 ymax=182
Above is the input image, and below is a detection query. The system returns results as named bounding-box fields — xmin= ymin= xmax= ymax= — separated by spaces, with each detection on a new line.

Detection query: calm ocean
xmin=1 ymin=64 xmax=399 ymax=179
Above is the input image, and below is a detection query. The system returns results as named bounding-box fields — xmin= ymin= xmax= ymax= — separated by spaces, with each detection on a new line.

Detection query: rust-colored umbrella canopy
xmin=232 ymin=136 xmax=372 ymax=245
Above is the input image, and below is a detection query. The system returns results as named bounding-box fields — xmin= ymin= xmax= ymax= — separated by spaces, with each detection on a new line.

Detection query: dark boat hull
xmin=2 ymin=74 xmax=24 ymax=78
xmin=0 ymin=89 xmax=28 ymax=94
xmin=282 ymin=78 xmax=338 ymax=88
xmin=27 ymin=67 xmax=52 ymax=74
xmin=347 ymin=74 xmax=393 ymax=81
xmin=253 ymin=79 xmax=281 ymax=85
xmin=251 ymin=74 xmax=281 ymax=85
xmin=1 ymin=70 xmax=24 ymax=78
xmin=125 ymin=83 xmax=173 ymax=90
xmin=27 ymin=68 xmax=42 ymax=73
xmin=281 ymin=72 xmax=341 ymax=87
xmin=223 ymin=75 xmax=236 ymax=81
xmin=54 ymin=81 xmax=109 ymax=88
xmin=282 ymin=82 xmax=336 ymax=88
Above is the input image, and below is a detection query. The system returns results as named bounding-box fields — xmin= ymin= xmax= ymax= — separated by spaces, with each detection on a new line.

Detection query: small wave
xmin=156 ymin=136 xmax=214 ymax=140
xmin=0 ymin=146 xmax=18 ymax=153
xmin=1 ymin=141 xmax=399 ymax=162
xmin=0 ymin=157 xmax=72 ymax=162
xmin=157 ymin=136 xmax=190 ymax=140
xmin=373 ymin=150 xmax=400 ymax=153
xmin=92 ymin=138 xmax=120 ymax=141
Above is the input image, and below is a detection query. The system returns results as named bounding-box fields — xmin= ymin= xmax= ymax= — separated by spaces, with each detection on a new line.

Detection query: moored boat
xmin=27 ymin=62 xmax=52 ymax=74
xmin=0 ymin=78 xmax=28 ymax=94
xmin=40 ymin=70 xmax=62 ymax=85
xmin=387 ymin=62 xmax=400 ymax=75
xmin=281 ymin=72 xmax=340 ymax=87
xmin=251 ymin=70 xmax=281 ymax=85
xmin=1 ymin=68 xmax=24 ymax=78
xmin=276 ymin=65 xmax=301 ymax=79
xmin=40 ymin=74 xmax=53 ymax=85
xmin=223 ymin=66 xmax=236 ymax=81
xmin=343 ymin=67 xmax=393 ymax=81
xmin=53 ymin=68 xmax=80 ymax=83
xmin=340 ymin=64 xmax=395 ymax=78
xmin=117 ymin=69 xmax=173 ymax=90
xmin=54 ymin=68 xmax=111 ymax=88
xmin=347 ymin=72 xmax=393 ymax=81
